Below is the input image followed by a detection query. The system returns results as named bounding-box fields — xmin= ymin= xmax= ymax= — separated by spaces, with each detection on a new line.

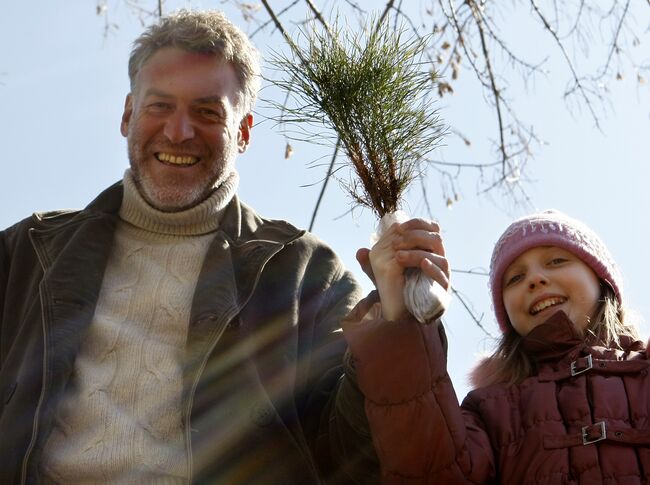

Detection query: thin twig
xmin=250 ymin=0 xmax=301 ymax=39
xmin=419 ymin=178 xmax=434 ymax=220
xmin=468 ymin=1 xmax=508 ymax=178
xmin=450 ymin=286 xmax=493 ymax=337
xmin=529 ymin=0 xmax=602 ymax=129
xmin=441 ymin=1 xmax=486 ymax=87
xmin=430 ymin=159 xmax=501 ymax=168
xmin=379 ymin=0 xmax=396 ymax=25
xmin=309 ymin=139 xmax=341 ymax=231
xmin=260 ymin=0 xmax=298 ymax=49
xmin=304 ymin=0 xmax=334 ymax=37
xmin=597 ymin=0 xmax=631 ymax=79
xmin=451 ymin=268 xmax=489 ymax=276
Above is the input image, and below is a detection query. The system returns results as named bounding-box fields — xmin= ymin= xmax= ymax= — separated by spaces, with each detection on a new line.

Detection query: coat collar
xmin=29 ymin=179 xmax=305 ymax=322
xmin=30 ymin=180 xmax=305 ymax=265
xmin=470 ymin=310 xmax=647 ymax=388
xmin=520 ymin=311 xmax=585 ymax=364
xmin=521 ymin=310 xmax=645 ymax=365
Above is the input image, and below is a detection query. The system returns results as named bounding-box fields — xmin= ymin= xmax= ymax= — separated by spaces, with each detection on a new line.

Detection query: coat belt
xmin=538 ymin=355 xmax=650 ymax=382
xmin=544 ymin=421 xmax=650 ymax=448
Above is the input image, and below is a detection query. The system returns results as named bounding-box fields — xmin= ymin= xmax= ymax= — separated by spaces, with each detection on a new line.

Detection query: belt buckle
xmin=571 ymin=354 xmax=593 ymax=376
xmin=582 ymin=421 xmax=606 ymax=445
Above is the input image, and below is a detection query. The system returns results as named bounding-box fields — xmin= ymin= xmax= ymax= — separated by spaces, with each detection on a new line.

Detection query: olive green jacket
xmin=0 ymin=182 xmax=378 ymax=484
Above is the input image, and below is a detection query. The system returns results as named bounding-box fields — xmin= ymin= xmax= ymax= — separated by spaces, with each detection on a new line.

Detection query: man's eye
xmin=198 ymin=108 xmax=223 ymax=119
xmin=147 ymin=102 xmax=171 ymax=112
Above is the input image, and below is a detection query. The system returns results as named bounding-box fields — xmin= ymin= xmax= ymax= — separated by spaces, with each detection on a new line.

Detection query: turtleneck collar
xmin=119 ymin=169 xmax=239 ymax=236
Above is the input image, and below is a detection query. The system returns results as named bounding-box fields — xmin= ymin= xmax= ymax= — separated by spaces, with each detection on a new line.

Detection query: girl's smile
xmin=528 ymin=295 xmax=567 ymax=316
xmin=501 ymin=246 xmax=601 ymax=336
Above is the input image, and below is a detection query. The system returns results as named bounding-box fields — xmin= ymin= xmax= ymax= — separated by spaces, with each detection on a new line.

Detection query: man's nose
xmin=164 ymin=111 xmax=195 ymax=143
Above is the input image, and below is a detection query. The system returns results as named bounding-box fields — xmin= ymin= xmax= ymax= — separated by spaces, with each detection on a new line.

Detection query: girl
xmin=345 ymin=210 xmax=649 ymax=484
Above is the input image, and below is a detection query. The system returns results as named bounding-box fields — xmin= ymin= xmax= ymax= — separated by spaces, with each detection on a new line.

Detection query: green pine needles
xmin=271 ymin=17 xmax=444 ymax=218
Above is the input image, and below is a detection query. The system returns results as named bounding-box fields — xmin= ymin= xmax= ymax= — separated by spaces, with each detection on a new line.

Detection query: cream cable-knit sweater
xmin=40 ymin=170 xmax=238 ymax=484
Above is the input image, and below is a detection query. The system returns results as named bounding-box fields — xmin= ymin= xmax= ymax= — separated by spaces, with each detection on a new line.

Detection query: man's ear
xmin=120 ymin=94 xmax=133 ymax=137
xmin=237 ymin=113 xmax=253 ymax=153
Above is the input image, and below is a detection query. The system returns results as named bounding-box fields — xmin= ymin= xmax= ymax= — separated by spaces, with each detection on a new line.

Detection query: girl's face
xmin=502 ymin=246 xmax=601 ymax=336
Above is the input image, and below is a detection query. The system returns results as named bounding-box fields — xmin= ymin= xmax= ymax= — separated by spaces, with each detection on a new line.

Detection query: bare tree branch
xmin=430 ymin=159 xmax=501 ymax=169
xmin=450 ymin=286 xmax=493 ymax=337
xmin=309 ymin=139 xmax=341 ymax=231
xmin=420 ymin=177 xmax=434 ymax=219
xmin=250 ymin=1 xmax=300 ymax=39
xmin=596 ymin=0 xmax=631 ymax=79
xmin=259 ymin=0 xmax=296 ymax=48
xmin=467 ymin=1 xmax=509 ymax=178
xmin=379 ymin=0 xmax=396 ymax=25
xmin=304 ymin=0 xmax=334 ymax=37
xmin=529 ymin=0 xmax=602 ymax=129
xmin=452 ymin=268 xmax=489 ymax=276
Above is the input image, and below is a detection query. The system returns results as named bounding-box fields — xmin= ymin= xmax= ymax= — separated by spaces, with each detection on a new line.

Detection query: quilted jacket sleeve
xmin=342 ymin=293 xmax=496 ymax=484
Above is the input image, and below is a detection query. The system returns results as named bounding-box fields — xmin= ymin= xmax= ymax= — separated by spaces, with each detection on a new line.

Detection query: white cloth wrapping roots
xmin=373 ymin=211 xmax=451 ymax=324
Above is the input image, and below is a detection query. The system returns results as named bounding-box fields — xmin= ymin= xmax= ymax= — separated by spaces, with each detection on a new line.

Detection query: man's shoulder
xmin=240 ymin=201 xmax=303 ymax=238
xmin=32 ymin=208 xmax=83 ymax=224
xmin=2 ymin=182 xmax=122 ymax=243
xmin=2 ymin=209 xmax=80 ymax=236
xmin=238 ymin=200 xmax=337 ymax=255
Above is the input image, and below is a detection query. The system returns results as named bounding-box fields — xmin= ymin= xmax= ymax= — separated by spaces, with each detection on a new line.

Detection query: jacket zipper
xmin=183 ymin=311 xmax=236 ymax=483
xmin=184 ymin=240 xmax=291 ymax=482
xmin=21 ymin=231 xmax=52 ymax=484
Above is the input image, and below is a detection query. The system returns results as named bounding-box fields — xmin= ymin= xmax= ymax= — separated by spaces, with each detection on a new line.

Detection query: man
xmin=0 ymin=9 xmax=447 ymax=484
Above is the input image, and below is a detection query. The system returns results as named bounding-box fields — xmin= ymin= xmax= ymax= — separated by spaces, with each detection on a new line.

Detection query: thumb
xmin=356 ymin=247 xmax=375 ymax=283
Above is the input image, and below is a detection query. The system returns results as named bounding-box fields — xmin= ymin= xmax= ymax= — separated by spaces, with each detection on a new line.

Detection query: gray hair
xmin=128 ymin=9 xmax=261 ymax=117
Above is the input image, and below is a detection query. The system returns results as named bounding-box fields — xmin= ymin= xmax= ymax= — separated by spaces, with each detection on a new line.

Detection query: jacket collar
xmin=521 ymin=310 xmax=646 ymax=366
xmin=520 ymin=311 xmax=585 ymax=364
xmin=31 ymin=180 xmax=304 ymax=262
xmin=29 ymin=180 xmax=305 ymax=321
xmin=29 ymin=183 xmax=121 ymax=308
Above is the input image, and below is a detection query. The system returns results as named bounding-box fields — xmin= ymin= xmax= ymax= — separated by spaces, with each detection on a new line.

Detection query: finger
xmin=420 ymin=258 xmax=451 ymax=290
xmin=393 ymin=230 xmax=445 ymax=255
xmin=356 ymin=247 xmax=375 ymax=283
xmin=396 ymin=250 xmax=450 ymax=278
xmin=397 ymin=218 xmax=440 ymax=234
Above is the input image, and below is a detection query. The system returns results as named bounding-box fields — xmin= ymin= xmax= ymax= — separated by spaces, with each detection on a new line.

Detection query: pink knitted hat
xmin=489 ymin=210 xmax=623 ymax=333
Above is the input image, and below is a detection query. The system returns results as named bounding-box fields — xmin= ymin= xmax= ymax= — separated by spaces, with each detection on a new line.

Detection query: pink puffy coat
xmin=343 ymin=294 xmax=650 ymax=484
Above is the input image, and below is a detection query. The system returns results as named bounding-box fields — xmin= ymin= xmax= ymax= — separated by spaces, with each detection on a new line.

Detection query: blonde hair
xmin=128 ymin=9 xmax=261 ymax=117
xmin=478 ymin=284 xmax=640 ymax=387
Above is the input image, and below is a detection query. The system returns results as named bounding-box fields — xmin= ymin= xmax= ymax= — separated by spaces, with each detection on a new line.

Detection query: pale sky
xmin=2 ymin=1 xmax=649 ymax=399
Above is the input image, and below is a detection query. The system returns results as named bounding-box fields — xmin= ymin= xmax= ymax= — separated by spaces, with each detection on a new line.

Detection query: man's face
xmin=121 ymin=47 xmax=253 ymax=212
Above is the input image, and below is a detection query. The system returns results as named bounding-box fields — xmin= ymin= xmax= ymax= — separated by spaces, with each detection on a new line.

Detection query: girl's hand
xmin=356 ymin=218 xmax=450 ymax=321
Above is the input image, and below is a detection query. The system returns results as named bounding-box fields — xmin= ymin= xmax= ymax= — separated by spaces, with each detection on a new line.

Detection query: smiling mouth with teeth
xmin=155 ymin=152 xmax=200 ymax=166
xmin=529 ymin=297 xmax=567 ymax=315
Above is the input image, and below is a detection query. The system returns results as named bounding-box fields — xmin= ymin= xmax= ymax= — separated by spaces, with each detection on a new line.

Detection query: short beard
xmin=127 ymin=137 xmax=236 ymax=213
xmin=131 ymin=166 xmax=220 ymax=212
